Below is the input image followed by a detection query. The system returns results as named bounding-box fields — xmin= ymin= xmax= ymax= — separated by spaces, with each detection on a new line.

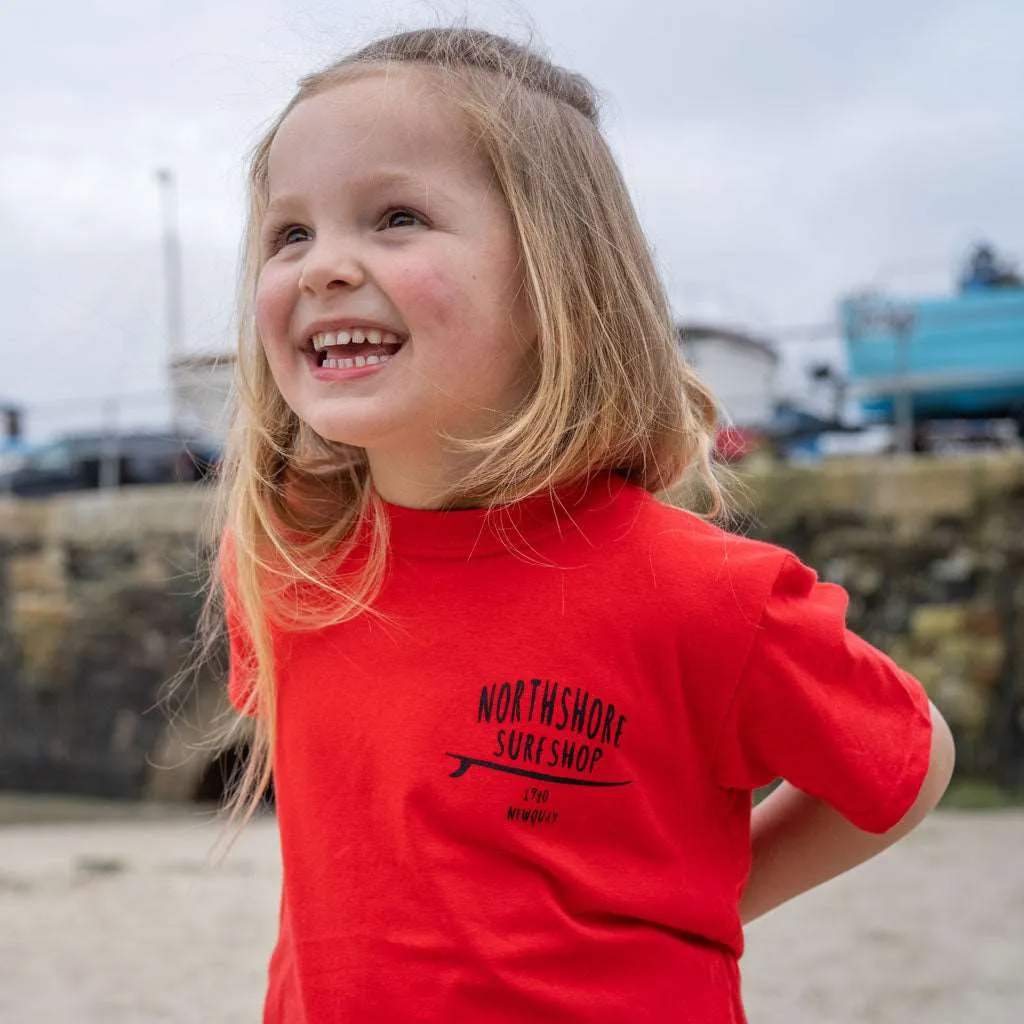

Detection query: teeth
xmin=312 ymin=328 xmax=404 ymax=350
xmin=322 ymin=353 xmax=393 ymax=370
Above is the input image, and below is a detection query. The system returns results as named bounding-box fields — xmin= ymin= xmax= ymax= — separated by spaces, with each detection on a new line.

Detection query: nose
xmin=298 ymin=235 xmax=367 ymax=295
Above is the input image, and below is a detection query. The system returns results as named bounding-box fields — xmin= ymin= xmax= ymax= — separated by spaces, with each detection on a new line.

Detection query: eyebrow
xmin=264 ymin=168 xmax=454 ymax=215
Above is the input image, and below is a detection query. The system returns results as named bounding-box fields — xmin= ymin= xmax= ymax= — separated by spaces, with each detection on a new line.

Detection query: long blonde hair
xmin=209 ymin=26 xmax=723 ymax=827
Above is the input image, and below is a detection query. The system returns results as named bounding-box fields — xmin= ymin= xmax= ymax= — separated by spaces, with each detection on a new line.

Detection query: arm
xmin=740 ymin=701 xmax=955 ymax=925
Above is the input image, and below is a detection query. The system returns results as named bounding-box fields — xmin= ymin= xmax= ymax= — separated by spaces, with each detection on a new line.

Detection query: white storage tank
xmin=678 ymin=323 xmax=779 ymax=429
xmin=169 ymin=353 xmax=237 ymax=440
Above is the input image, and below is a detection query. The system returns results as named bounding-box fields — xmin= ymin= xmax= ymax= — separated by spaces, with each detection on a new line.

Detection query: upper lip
xmin=300 ymin=318 xmax=407 ymax=349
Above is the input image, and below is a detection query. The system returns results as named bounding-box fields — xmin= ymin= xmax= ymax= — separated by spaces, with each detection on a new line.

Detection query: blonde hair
xmin=208 ymin=26 xmax=723 ymax=828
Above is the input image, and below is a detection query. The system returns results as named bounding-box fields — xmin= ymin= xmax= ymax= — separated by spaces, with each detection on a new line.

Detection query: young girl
xmin=215 ymin=26 xmax=955 ymax=1024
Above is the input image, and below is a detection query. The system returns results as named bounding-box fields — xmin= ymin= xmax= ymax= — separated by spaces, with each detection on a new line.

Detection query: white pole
xmin=156 ymin=168 xmax=185 ymax=430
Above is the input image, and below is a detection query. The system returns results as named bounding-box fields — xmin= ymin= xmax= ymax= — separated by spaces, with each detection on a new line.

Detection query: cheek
xmin=254 ymin=267 xmax=294 ymax=341
xmin=388 ymin=260 xmax=481 ymax=330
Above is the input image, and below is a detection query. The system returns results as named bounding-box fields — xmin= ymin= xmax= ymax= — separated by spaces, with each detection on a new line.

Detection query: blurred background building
xmin=169 ymin=352 xmax=236 ymax=440
xmin=678 ymin=323 xmax=779 ymax=429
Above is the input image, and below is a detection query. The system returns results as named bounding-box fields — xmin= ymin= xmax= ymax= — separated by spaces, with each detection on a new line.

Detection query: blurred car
xmin=0 ymin=432 xmax=220 ymax=497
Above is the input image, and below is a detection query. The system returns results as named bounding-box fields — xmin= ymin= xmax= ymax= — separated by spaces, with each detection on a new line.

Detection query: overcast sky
xmin=2 ymin=0 xmax=1023 ymax=438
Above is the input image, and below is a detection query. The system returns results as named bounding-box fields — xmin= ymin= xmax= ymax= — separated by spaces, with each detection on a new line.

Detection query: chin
xmin=304 ymin=421 xmax=373 ymax=449
xmin=297 ymin=408 xmax=394 ymax=451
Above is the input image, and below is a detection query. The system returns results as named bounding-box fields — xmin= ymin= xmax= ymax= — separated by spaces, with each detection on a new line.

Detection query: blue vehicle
xmin=841 ymin=245 xmax=1024 ymax=435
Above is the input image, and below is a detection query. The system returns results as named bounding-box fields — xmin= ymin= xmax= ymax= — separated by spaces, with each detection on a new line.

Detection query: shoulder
xmin=585 ymin=483 xmax=802 ymax=662
xmin=623 ymin=485 xmax=791 ymax=599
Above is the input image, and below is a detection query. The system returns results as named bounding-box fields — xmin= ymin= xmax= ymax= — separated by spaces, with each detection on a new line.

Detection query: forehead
xmin=267 ymin=69 xmax=485 ymax=190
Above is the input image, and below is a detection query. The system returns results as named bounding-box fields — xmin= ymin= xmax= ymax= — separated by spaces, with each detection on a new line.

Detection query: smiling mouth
xmin=310 ymin=328 xmax=405 ymax=368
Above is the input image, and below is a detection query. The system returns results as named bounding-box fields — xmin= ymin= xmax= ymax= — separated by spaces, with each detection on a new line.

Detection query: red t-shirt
xmin=226 ymin=473 xmax=932 ymax=1023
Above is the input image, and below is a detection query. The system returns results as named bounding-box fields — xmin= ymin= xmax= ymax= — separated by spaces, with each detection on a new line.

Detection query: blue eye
xmin=382 ymin=209 xmax=421 ymax=229
xmin=279 ymin=225 xmax=312 ymax=246
xmin=265 ymin=224 xmax=311 ymax=254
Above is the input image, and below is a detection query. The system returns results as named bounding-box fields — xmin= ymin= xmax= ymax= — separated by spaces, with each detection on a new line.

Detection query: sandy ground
xmin=0 ymin=804 xmax=1021 ymax=1023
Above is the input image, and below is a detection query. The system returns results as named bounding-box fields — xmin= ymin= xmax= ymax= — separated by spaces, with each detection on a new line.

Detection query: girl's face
xmin=256 ymin=70 xmax=538 ymax=501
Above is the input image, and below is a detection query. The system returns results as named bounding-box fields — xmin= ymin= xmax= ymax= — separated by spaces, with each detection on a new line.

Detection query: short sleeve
xmin=221 ymin=534 xmax=259 ymax=717
xmin=713 ymin=555 xmax=933 ymax=833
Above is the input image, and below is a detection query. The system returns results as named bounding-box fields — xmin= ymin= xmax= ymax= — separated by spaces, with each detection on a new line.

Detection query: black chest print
xmin=446 ymin=678 xmax=632 ymax=789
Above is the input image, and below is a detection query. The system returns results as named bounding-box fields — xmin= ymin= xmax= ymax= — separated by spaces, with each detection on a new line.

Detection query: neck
xmin=365 ymin=446 xmax=481 ymax=509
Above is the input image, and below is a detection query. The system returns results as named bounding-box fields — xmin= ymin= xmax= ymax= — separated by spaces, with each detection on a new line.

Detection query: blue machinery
xmin=841 ymin=264 xmax=1024 ymax=449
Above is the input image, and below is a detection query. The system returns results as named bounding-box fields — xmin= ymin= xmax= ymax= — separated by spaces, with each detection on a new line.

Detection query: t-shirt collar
xmin=377 ymin=471 xmax=630 ymax=558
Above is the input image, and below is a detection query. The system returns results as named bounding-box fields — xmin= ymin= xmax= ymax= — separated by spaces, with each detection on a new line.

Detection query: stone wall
xmin=709 ymin=452 xmax=1024 ymax=785
xmin=0 ymin=487 xmax=231 ymax=800
xmin=2 ymin=452 xmax=1023 ymax=801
